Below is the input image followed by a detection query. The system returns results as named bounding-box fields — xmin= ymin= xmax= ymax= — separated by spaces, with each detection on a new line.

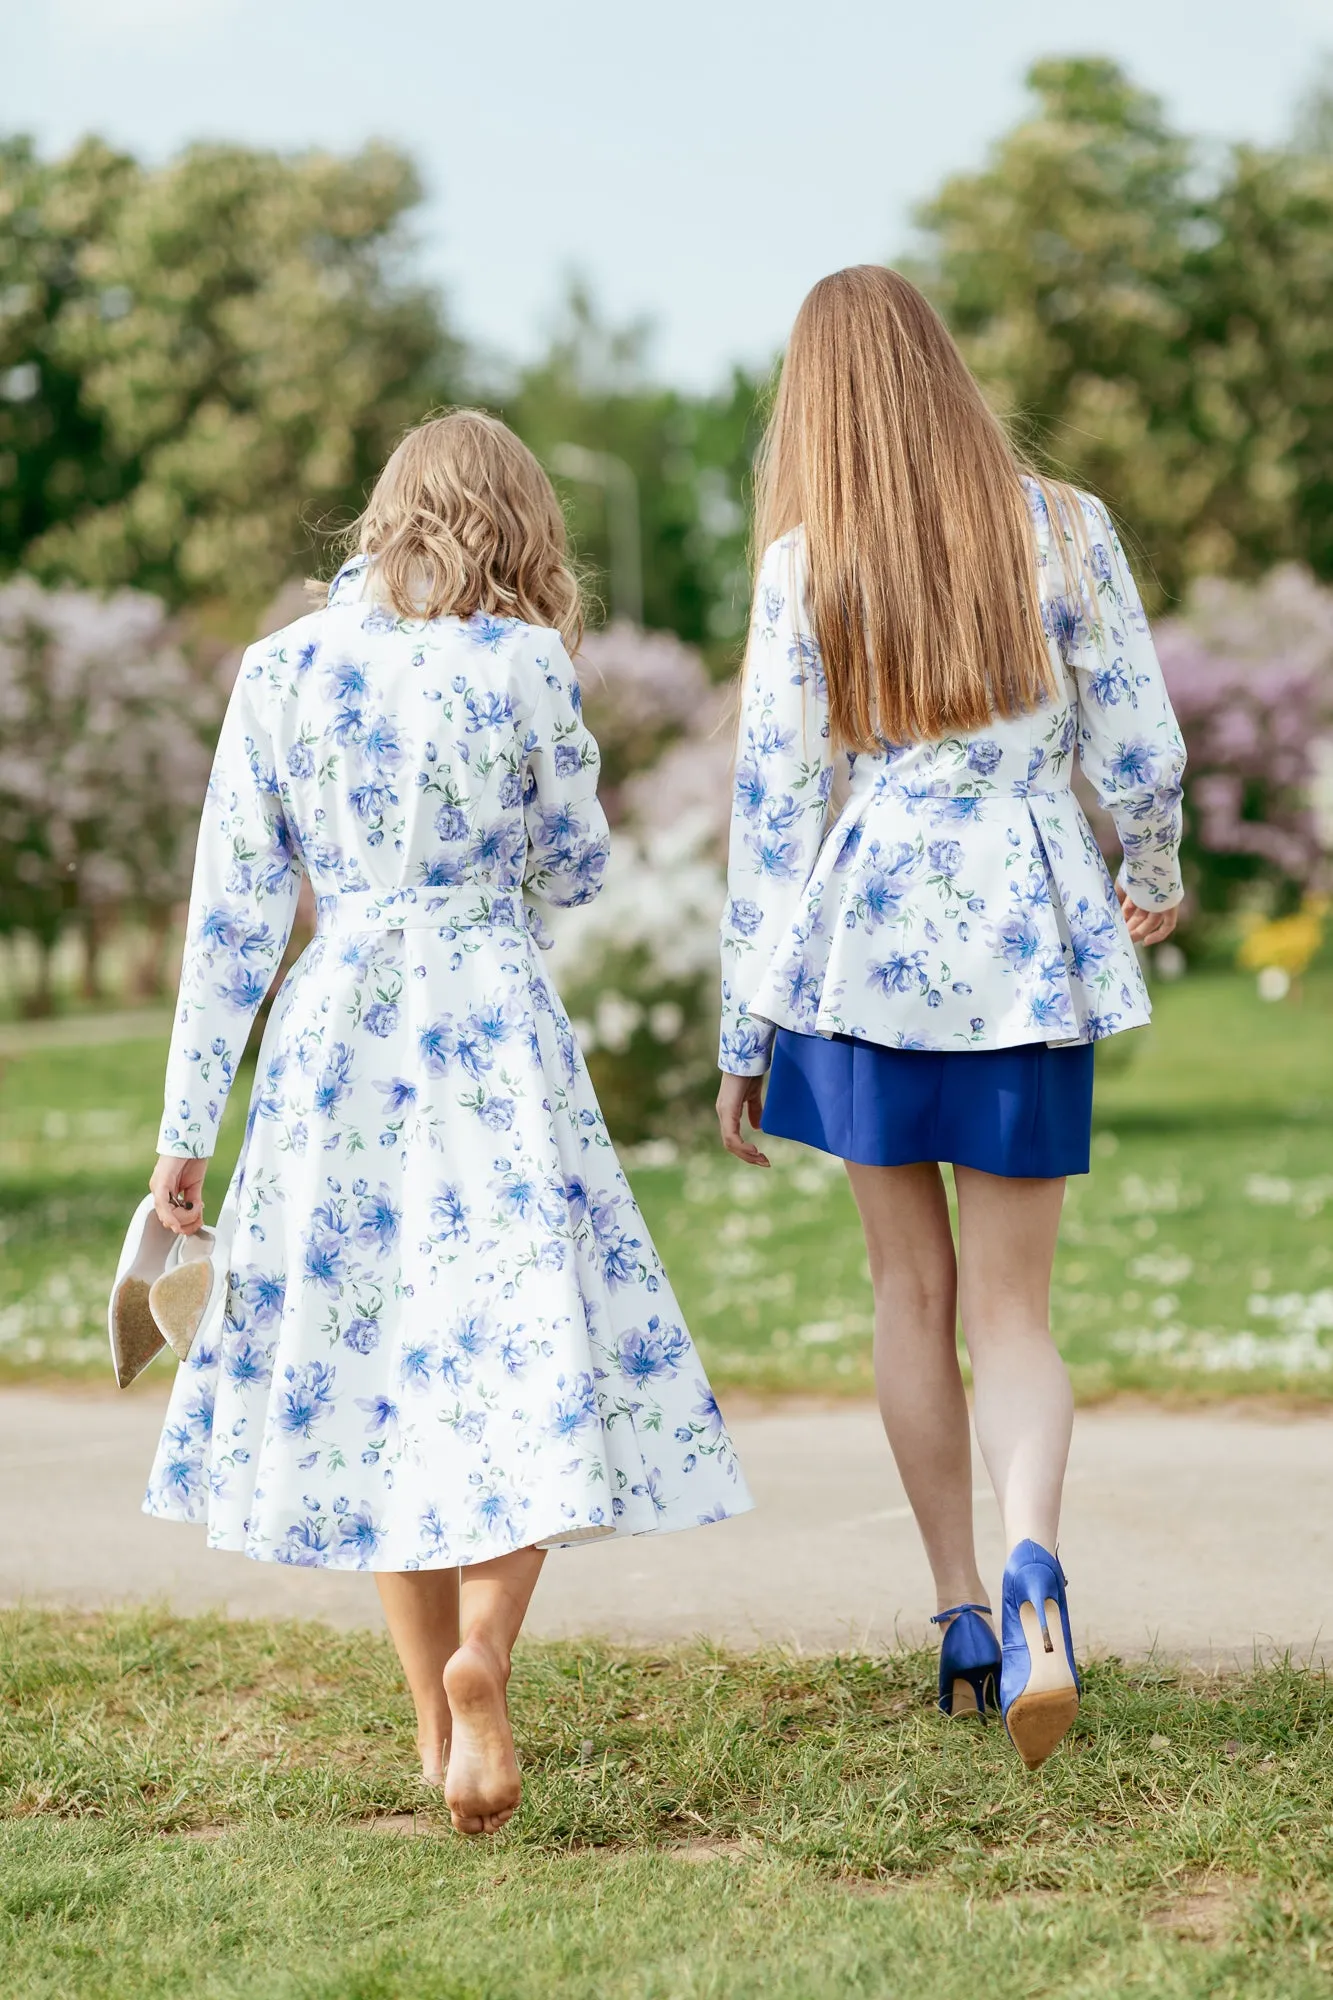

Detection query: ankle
xmin=935 ymin=1569 xmax=990 ymax=1611
xmin=454 ymin=1634 xmax=512 ymax=1684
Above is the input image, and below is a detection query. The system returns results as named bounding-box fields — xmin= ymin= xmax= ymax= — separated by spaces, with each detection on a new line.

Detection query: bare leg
xmin=444 ymin=1544 xmax=546 ymax=1835
xmin=845 ymin=1161 xmax=989 ymax=1615
xmin=375 ymin=1569 xmax=460 ymax=1784
xmin=954 ymin=1167 xmax=1072 ymax=1552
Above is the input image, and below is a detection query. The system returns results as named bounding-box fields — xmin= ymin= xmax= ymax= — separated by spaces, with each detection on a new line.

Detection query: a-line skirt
xmin=761 ymin=1030 xmax=1095 ymax=1179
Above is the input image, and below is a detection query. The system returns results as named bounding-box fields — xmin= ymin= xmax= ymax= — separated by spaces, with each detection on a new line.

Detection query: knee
xmin=960 ymin=1306 xmax=1057 ymax=1361
xmin=867 ymin=1254 xmax=956 ymax=1335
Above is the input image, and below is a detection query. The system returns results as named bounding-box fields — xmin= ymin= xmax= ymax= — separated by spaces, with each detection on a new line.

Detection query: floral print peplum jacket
xmin=145 ymin=555 xmax=752 ymax=1570
xmin=719 ymin=484 xmax=1187 ymax=1075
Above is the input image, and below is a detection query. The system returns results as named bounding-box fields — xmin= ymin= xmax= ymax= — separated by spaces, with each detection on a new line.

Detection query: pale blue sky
xmin=6 ymin=0 xmax=1327 ymax=386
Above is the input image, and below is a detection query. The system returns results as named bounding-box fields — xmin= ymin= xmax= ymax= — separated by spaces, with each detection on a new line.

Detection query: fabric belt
xmin=315 ymin=886 xmax=539 ymax=939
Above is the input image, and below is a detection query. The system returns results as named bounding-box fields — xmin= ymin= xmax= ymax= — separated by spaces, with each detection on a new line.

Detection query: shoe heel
xmin=934 ymin=1603 xmax=1001 ymax=1719
xmin=947 ymin=1666 xmax=997 ymax=1719
xmin=1002 ymin=1559 xmax=1079 ymax=1771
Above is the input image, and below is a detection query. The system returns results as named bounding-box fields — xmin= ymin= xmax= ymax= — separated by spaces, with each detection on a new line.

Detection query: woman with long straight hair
xmin=716 ymin=267 xmax=1185 ymax=1769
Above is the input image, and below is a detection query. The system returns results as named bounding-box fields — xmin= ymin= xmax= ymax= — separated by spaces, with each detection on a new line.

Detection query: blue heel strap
xmin=930 ymin=1602 xmax=993 ymax=1625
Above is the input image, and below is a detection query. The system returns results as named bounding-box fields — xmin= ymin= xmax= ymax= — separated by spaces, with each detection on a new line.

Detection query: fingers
xmin=716 ymin=1083 xmax=770 ymax=1168
xmin=150 ymin=1158 xmax=208 ymax=1234
xmin=1120 ymin=897 xmax=1178 ymax=947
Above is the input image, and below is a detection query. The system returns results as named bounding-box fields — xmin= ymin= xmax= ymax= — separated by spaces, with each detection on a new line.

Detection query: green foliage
xmin=4 ymin=1607 xmax=1333 ymax=1996
xmin=917 ymin=57 xmax=1333 ymax=604
xmin=498 ymin=284 xmax=762 ymax=658
xmin=3 ymin=137 xmax=456 ymax=619
xmin=0 ymin=136 xmax=139 ymax=568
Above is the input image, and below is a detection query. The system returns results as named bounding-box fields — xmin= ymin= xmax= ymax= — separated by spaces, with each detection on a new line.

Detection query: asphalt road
xmin=5 ymin=1386 xmax=1328 ymax=1664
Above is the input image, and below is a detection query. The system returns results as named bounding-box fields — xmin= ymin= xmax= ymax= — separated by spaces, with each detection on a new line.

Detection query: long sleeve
xmin=520 ymin=632 xmax=611 ymax=909
xmin=158 ymin=661 xmax=303 ymax=1157
xmin=1063 ymin=498 xmax=1186 ymax=912
xmin=719 ymin=532 xmax=833 ymax=1075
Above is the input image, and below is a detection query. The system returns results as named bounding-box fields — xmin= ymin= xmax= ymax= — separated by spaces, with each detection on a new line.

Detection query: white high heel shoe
xmin=148 ymin=1226 xmax=217 ymax=1360
xmin=108 ymin=1196 xmax=173 ymax=1387
xmin=107 ymin=1197 xmax=217 ymax=1387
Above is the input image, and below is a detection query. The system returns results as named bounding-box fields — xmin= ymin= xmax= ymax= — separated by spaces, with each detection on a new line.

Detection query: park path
xmin=4 ymin=1384 xmax=1329 ymax=1663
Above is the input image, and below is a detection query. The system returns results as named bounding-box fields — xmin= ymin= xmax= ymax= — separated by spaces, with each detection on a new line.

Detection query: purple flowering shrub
xmin=0 ymin=578 xmax=218 ymax=1009
xmin=1154 ymin=568 xmax=1333 ymax=918
xmin=575 ymin=619 xmax=713 ymax=810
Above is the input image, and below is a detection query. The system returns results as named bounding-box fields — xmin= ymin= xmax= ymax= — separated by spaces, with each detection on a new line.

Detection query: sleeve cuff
xmin=1116 ymin=869 xmax=1185 ymax=914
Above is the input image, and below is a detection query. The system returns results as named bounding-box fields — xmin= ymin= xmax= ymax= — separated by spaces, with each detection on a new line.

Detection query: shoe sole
xmin=111 ymin=1276 xmax=167 ymax=1389
xmin=149 ymin=1259 xmax=213 ymax=1360
xmin=1006 ymin=1599 xmax=1079 ymax=1770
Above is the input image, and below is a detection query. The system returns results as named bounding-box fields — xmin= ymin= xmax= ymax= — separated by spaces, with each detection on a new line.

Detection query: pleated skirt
xmin=761 ymin=1030 xmax=1095 ymax=1179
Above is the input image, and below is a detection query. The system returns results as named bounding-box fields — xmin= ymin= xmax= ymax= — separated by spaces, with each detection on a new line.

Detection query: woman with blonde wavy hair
xmin=138 ymin=410 xmax=752 ymax=1832
xmin=717 ymin=269 xmax=1185 ymax=1769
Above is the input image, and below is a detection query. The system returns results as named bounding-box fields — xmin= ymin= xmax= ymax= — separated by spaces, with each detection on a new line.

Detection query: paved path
xmin=0 ymin=1007 xmax=173 ymax=1056
xmin=4 ymin=1386 xmax=1329 ymax=1663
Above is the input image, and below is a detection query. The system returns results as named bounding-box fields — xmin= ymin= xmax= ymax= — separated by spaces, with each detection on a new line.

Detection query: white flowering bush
xmin=550 ymin=630 xmax=733 ymax=1140
xmin=0 ymin=578 xmax=217 ymax=1010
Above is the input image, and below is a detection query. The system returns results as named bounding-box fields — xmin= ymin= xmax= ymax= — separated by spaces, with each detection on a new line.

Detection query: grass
xmin=1 ymin=972 xmax=1331 ymax=1398
xmin=4 ymin=1607 xmax=1333 ymax=1997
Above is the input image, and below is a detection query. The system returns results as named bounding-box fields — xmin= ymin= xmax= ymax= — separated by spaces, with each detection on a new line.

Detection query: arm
xmin=1063 ymin=497 xmax=1186 ymax=927
xmin=718 ymin=532 xmax=833 ymax=1077
xmin=156 ymin=659 xmax=302 ymax=1167
xmin=520 ymin=632 xmax=611 ymax=910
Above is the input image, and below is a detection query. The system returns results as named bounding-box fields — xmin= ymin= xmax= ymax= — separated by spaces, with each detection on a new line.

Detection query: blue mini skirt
xmin=761 ymin=1030 xmax=1094 ymax=1179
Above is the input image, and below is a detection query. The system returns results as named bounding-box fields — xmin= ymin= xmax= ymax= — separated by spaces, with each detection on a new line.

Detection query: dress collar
xmin=327 ymin=553 xmax=370 ymax=607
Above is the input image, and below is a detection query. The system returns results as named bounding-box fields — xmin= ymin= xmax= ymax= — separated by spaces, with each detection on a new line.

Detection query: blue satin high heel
xmin=931 ymin=1602 xmax=1001 ymax=1718
xmin=1000 ymin=1540 xmax=1080 ymax=1770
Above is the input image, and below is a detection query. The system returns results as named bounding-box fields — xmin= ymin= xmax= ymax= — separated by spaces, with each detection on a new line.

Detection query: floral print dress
xmin=719 ymin=484 xmax=1187 ymax=1073
xmin=145 ymin=557 xmax=751 ymax=1569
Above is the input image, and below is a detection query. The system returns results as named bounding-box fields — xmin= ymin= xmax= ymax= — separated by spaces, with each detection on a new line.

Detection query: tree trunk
xmin=78 ymin=903 xmax=116 ymax=1004
xmin=22 ymin=934 xmax=56 ymax=1018
xmin=132 ymin=904 xmax=176 ymax=1000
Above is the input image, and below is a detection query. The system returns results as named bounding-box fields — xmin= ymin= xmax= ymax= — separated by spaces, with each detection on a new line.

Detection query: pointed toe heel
xmin=1000 ymin=1541 xmax=1080 ymax=1771
xmin=931 ymin=1602 xmax=1002 ymax=1719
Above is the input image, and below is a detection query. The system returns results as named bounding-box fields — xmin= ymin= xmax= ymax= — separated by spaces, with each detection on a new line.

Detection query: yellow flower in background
xmin=1237 ymin=897 xmax=1329 ymax=999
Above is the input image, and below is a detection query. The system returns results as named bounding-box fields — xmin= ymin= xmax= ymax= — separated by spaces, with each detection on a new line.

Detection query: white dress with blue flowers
xmin=144 ymin=557 xmax=751 ymax=1569
xmin=719 ymin=485 xmax=1187 ymax=1074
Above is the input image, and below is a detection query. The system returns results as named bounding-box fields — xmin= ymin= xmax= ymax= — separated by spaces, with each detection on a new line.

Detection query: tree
xmin=12 ymin=139 xmax=456 ymax=622
xmin=497 ymin=284 xmax=762 ymax=659
xmin=0 ymin=136 xmax=139 ymax=574
xmin=0 ymin=578 xmax=216 ymax=1010
xmin=915 ymin=58 xmax=1333 ymax=604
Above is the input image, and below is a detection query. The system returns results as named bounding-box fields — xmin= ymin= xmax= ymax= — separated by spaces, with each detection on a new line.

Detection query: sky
xmin=5 ymin=0 xmax=1329 ymax=388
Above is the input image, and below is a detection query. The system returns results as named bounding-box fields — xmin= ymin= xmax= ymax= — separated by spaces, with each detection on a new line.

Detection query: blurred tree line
xmin=3 ymin=57 xmax=1330 ymax=639
xmin=915 ymin=57 xmax=1333 ymax=607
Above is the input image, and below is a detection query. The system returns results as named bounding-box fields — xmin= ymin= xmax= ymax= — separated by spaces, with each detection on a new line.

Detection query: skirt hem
xmin=140 ymin=1493 xmax=753 ymax=1571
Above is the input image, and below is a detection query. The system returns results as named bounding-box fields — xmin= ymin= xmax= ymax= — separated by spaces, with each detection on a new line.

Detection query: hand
xmin=716 ymin=1072 xmax=770 ymax=1167
xmin=150 ymin=1155 xmax=209 ymax=1235
xmin=1115 ymin=880 xmax=1179 ymax=948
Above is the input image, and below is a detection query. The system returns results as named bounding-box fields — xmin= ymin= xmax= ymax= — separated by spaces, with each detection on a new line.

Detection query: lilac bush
xmin=575 ymin=619 xmax=713 ymax=809
xmin=0 ymin=578 xmax=217 ymax=1009
xmin=1155 ymin=567 xmax=1333 ymax=915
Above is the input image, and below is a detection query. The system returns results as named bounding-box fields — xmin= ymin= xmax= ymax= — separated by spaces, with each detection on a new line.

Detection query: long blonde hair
xmin=353 ymin=409 xmax=584 ymax=650
xmin=753 ymin=266 xmax=1077 ymax=749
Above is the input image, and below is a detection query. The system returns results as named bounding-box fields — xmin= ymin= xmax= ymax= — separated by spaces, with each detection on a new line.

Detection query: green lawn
xmin=2 ymin=972 xmax=1331 ymax=1398
xmin=3 ymin=1608 xmax=1332 ymax=1998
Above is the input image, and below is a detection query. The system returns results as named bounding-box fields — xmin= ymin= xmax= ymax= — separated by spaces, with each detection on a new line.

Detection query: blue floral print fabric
xmin=146 ymin=556 xmax=752 ymax=1567
xmin=719 ymin=485 xmax=1187 ymax=1074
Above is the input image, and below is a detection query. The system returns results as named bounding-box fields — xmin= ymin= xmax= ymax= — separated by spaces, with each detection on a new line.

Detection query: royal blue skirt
xmin=761 ymin=1031 xmax=1094 ymax=1178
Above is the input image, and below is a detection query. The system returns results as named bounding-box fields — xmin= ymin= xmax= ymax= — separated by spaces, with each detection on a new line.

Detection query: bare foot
xmin=443 ymin=1640 xmax=520 ymax=1834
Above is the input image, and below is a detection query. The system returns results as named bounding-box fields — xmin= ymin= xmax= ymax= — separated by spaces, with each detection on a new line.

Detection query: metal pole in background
xmin=549 ymin=443 xmax=643 ymax=626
